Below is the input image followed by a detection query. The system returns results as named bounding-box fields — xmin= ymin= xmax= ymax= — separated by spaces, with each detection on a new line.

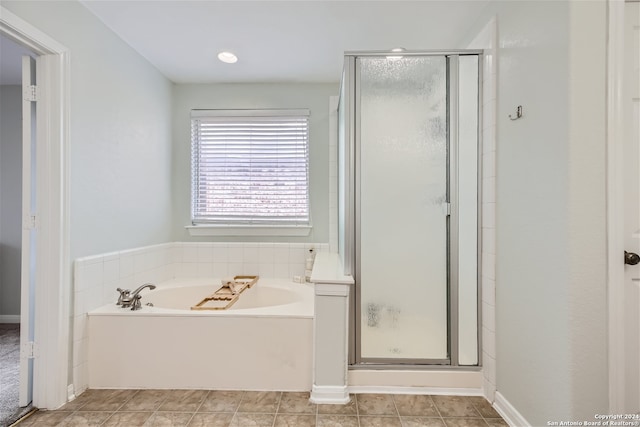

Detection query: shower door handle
xmin=625 ymin=251 xmax=640 ymax=266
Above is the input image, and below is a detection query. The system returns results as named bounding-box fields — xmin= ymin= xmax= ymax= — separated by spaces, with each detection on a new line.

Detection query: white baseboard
xmin=348 ymin=369 xmax=483 ymax=389
xmin=67 ymin=384 xmax=76 ymax=402
xmin=310 ymin=385 xmax=350 ymax=404
xmin=349 ymin=386 xmax=483 ymax=396
xmin=494 ymin=391 xmax=531 ymax=427
xmin=0 ymin=315 xmax=20 ymax=323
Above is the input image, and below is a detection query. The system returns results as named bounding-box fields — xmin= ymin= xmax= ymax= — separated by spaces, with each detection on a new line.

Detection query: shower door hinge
xmin=443 ymin=203 xmax=451 ymax=216
xmin=22 ymin=341 xmax=38 ymax=359
xmin=24 ymin=214 xmax=38 ymax=230
xmin=24 ymin=85 xmax=38 ymax=102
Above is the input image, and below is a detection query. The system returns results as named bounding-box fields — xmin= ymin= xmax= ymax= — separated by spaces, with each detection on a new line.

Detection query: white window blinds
xmin=191 ymin=109 xmax=310 ymax=225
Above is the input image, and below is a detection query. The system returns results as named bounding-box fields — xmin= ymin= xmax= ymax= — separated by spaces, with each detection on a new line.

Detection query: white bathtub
xmin=88 ymin=278 xmax=314 ymax=391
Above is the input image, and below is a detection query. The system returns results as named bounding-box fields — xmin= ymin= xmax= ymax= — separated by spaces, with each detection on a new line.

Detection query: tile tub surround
xmin=16 ymin=390 xmax=508 ymax=427
xmin=72 ymin=242 xmax=328 ymax=395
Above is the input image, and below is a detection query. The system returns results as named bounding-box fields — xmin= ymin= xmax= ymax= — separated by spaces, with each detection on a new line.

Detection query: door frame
xmin=19 ymin=53 xmax=36 ymax=408
xmin=0 ymin=7 xmax=71 ymax=410
xmin=606 ymin=0 xmax=631 ymax=414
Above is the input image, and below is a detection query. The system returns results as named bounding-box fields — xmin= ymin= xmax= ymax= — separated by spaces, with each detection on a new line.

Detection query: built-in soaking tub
xmin=88 ymin=278 xmax=314 ymax=391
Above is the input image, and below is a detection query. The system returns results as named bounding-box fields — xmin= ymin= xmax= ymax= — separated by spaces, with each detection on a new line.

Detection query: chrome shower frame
xmin=339 ymin=49 xmax=484 ymax=369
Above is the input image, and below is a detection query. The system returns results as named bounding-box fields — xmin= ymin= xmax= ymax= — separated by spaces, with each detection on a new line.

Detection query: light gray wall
xmin=459 ymin=0 xmax=608 ymax=423
xmin=566 ymin=1 xmax=608 ymax=417
xmin=172 ymin=83 xmax=338 ymax=243
xmin=3 ymin=0 xmax=174 ymax=261
xmin=0 ymin=85 xmax=22 ymax=318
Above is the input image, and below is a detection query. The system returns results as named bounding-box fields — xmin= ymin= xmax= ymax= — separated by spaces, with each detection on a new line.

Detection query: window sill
xmin=185 ymin=224 xmax=312 ymax=237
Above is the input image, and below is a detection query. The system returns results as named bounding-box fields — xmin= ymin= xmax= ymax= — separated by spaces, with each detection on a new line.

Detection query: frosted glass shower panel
xmin=358 ymin=57 xmax=448 ymax=360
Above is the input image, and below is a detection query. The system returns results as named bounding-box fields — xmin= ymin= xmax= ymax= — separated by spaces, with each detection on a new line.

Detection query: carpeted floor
xmin=0 ymin=323 xmax=22 ymax=427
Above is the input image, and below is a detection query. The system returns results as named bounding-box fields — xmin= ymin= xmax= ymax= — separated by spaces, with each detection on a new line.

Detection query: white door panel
xmin=623 ymin=1 xmax=640 ymax=413
xmin=19 ymin=55 xmax=35 ymax=408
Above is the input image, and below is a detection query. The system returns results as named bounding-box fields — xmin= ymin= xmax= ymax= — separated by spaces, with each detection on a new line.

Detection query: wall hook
xmin=509 ymin=105 xmax=523 ymax=121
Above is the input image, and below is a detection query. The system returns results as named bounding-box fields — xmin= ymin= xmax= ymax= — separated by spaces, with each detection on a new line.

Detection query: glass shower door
xmin=357 ymin=56 xmax=449 ymax=362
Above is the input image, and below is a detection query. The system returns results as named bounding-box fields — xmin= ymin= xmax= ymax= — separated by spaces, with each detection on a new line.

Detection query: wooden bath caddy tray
xmin=190 ymin=275 xmax=259 ymax=311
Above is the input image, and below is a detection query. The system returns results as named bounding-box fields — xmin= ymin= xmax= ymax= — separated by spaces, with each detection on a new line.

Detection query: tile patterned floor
xmin=12 ymin=390 xmax=508 ymax=427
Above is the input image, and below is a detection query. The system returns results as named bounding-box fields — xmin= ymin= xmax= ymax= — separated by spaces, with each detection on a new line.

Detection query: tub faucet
xmin=116 ymin=288 xmax=130 ymax=306
xmin=120 ymin=283 xmax=156 ymax=310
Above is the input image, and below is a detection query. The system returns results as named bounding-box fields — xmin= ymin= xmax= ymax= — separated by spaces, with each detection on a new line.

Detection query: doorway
xmin=0 ymin=33 xmax=36 ymax=426
xmin=0 ymin=6 xmax=70 ymax=412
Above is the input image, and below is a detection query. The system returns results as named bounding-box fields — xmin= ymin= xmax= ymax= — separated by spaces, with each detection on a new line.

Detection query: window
xmin=190 ymin=109 xmax=311 ymax=235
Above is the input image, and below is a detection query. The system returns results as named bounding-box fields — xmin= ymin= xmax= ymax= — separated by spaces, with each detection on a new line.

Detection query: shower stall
xmin=338 ymin=51 xmax=482 ymax=367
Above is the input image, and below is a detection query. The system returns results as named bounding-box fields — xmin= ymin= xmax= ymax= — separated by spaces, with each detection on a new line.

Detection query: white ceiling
xmin=80 ymin=0 xmax=489 ymax=84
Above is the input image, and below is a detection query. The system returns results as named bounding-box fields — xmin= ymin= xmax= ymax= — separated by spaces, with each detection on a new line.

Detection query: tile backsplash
xmin=72 ymin=241 xmax=328 ymax=396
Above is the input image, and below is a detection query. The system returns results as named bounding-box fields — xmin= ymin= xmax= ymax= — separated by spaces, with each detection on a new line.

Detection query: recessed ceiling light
xmin=387 ymin=47 xmax=405 ymax=60
xmin=218 ymin=51 xmax=238 ymax=64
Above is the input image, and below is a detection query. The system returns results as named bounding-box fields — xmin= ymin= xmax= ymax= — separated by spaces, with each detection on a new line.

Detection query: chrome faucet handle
xmin=131 ymin=294 xmax=143 ymax=311
xmin=116 ymin=288 xmax=130 ymax=305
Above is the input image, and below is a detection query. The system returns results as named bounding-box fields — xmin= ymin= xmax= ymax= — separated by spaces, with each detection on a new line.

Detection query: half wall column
xmin=309 ymin=252 xmax=354 ymax=404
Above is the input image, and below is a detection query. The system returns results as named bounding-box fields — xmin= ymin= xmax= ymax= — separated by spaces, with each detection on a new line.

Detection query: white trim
xmin=606 ymin=0 xmax=627 ymax=414
xmin=328 ymin=95 xmax=339 ymax=253
xmin=309 ymin=385 xmax=350 ymax=404
xmin=493 ymin=392 xmax=531 ymax=427
xmin=191 ymin=108 xmax=309 ymax=118
xmin=349 ymin=386 xmax=483 ymax=396
xmin=348 ymin=369 xmax=483 ymax=390
xmin=19 ymin=55 xmax=35 ymax=407
xmin=67 ymin=384 xmax=76 ymax=402
xmin=314 ymin=282 xmax=350 ymax=297
xmin=311 ymin=276 xmax=351 ymax=407
xmin=185 ymin=224 xmax=311 ymax=237
xmin=0 ymin=315 xmax=21 ymax=323
xmin=0 ymin=9 xmax=66 ymax=55
xmin=466 ymin=15 xmax=499 ymax=402
xmin=310 ymin=253 xmax=354 ymax=285
xmin=0 ymin=6 xmax=71 ymax=410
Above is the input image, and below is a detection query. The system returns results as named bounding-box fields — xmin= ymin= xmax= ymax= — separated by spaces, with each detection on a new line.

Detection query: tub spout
xmin=120 ymin=283 xmax=156 ymax=310
xmin=131 ymin=283 xmax=156 ymax=297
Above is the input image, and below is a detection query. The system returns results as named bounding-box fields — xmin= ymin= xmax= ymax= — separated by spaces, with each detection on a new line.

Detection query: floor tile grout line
xmin=470 ymin=397 xmax=503 ymax=423
xmin=106 ymin=389 xmax=138 ymax=419
xmin=146 ymin=389 xmax=171 ymax=425
xmin=192 ymin=389 xmax=209 ymax=416
xmin=271 ymin=391 xmax=282 ymax=427
xmin=430 ymin=394 xmax=446 ymax=421
xmin=93 ymin=390 xmax=130 ymax=424
xmin=184 ymin=411 xmax=197 ymax=426
xmin=231 ymin=390 xmax=245 ymax=424
xmin=390 ymin=393 xmax=401 ymax=421
xmin=182 ymin=389 xmax=209 ymax=427
xmin=98 ymin=410 xmax=111 ymax=426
